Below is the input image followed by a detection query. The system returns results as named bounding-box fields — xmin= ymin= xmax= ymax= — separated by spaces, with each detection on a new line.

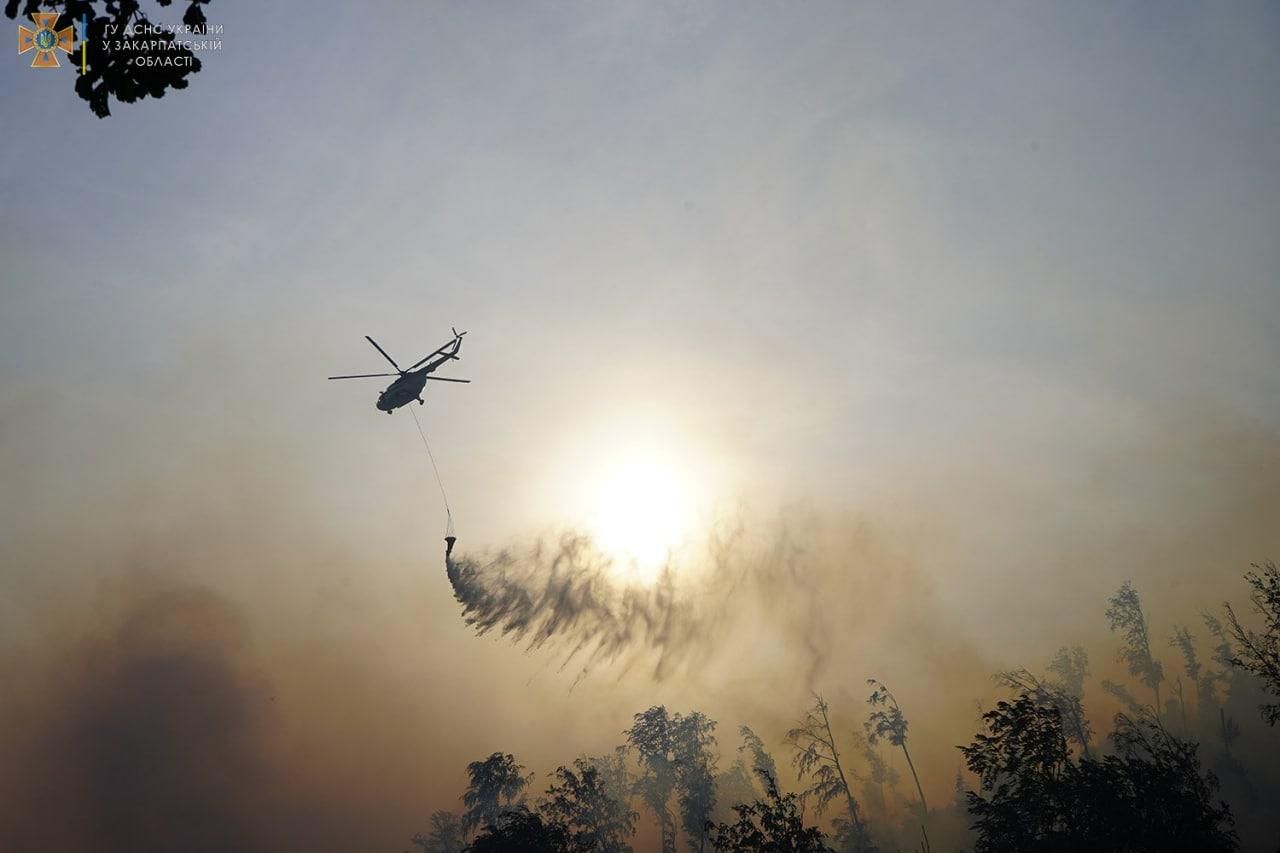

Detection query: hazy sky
xmin=2 ymin=2 xmax=1279 ymax=850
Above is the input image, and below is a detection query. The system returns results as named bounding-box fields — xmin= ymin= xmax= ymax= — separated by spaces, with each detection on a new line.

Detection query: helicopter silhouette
xmin=328 ymin=329 xmax=470 ymax=413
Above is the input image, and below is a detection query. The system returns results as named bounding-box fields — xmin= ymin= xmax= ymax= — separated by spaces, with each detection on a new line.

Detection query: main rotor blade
xmin=423 ymin=376 xmax=471 ymax=383
xmin=406 ymin=332 xmax=465 ymax=371
xmin=408 ymin=353 xmax=462 ymax=371
xmin=327 ymin=372 xmax=399 ymax=380
xmin=364 ymin=336 xmax=402 ymax=371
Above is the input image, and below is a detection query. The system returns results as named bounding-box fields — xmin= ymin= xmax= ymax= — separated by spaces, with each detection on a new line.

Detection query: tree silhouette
xmin=462 ymin=753 xmax=532 ymax=837
xmin=583 ymin=748 xmax=634 ymax=825
xmin=627 ymin=706 xmax=680 ymax=853
xmin=464 ymin=807 xmax=572 ymax=853
xmin=960 ymin=693 xmax=1237 ymax=852
xmin=852 ymin=739 xmax=899 ymax=823
xmin=785 ymin=695 xmax=870 ymax=851
xmin=738 ymin=726 xmax=778 ymax=783
xmin=412 ymin=811 xmax=466 ymax=853
xmin=625 ymin=706 xmax=720 ymax=853
xmin=715 ymin=726 xmax=781 ymax=826
xmin=1200 ymin=614 xmax=1241 ymax=757
xmin=673 ymin=711 xmax=719 ymax=853
xmin=714 ymin=760 xmax=760 ymax=830
xmin=542 ymin=759 xmax=637 ymax=853
xmin=1106 ymin=581 xmax=1165 ymax=720
xmin=1223 ymin=561 xmax=1280 ymax=726
xmin=997 ymin=647 xmax=1093 ymax=758
xmin=707 ymin=771 xmax=830 ymax=853
xmin=1170 ymin=626 xmax=1208 ymax=733
xmin=1100 ymin=678 xmax=1146 ymax=716
xmin=6 ymin=0 xmax=209 ymax=117
xmin=865 ymin=680 xmax=929 ymax=853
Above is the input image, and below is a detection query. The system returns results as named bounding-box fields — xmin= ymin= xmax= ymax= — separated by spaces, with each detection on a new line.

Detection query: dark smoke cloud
xmin=0 ymin=583 xmax=283 ymax=852
xmin=0 ymin=575 xmax=451 ymax=853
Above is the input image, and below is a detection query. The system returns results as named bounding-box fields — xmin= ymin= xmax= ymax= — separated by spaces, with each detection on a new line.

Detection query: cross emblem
xmin=18 ymin=12 xmax=74 ymax=68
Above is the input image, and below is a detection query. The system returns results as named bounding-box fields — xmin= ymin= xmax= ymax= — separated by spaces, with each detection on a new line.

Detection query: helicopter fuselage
xmin=376 ymin=370 xmax=429 ymax=412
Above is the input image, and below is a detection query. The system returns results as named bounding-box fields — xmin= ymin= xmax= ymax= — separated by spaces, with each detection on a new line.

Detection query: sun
xmin=582 ymin=453 xmax=703 ymax=582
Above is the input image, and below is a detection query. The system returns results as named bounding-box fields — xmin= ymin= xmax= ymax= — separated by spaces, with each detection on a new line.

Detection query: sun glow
xmin=582 ymin=453 xmax=704 ymax=582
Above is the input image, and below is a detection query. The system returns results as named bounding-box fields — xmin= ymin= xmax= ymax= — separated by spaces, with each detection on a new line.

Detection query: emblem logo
xmin=18 ymin=12 xmax=74 ymax=68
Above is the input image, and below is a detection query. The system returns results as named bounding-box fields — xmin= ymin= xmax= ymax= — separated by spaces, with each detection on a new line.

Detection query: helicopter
xmin=328 ymin=329 xmax=470 ymax=413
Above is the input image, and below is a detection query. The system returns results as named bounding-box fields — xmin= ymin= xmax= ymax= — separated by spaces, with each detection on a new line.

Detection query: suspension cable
xmin=409 ymin=405 xmax=454 ymax=537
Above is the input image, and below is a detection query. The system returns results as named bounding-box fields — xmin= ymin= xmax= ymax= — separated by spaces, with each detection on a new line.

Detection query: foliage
xmin=786 ymin=696 xmax=859 ymax=822
xmin=866 ymin=679 xmax=929 ymax=850
xmin=1170 ymin=625 xmax=1227 ymax=733
xmin=626 ymin=705 xmax=720 ymax=853
xmin=1100 ymin=679 xmax=1145 ymax=716
xmin=674 ymin=711 xmax=720 ymax=852
xmin=542 ymin=759 xmax=637 ymax=853
xmin=738 ymin=726 xmax=778 ymax=784
xmin=714 ymin=728 xmax=774 ymax=827
xmin=1106 ymin=582 xmax=1165 ymax=715
xmin=424 ymin=567 xmax=1280 ymax=852
xmin=786 ymin=695 xmax=873 ymax=853
xmin=997 ymin=647 xmax=1093 ymax=757
xmin=462 ymin=753 xmax=531 ymax=836
xmin=6 ymin=0 xmax=209 ymax=117
xmin=1045 ymin=646 xmax=1089 ymax=699
xmin=627 ymin=706 xmax=680 ymax=852
xmin=864 ymin=683 xmax=909 ymax=751
xmin=959 ymin=694 xmax=1237 ymax=852
xmin=464 ymin=807 xmax=572 ymax=853
xmin=412 ymin=811 xmax=465 ymax=853
xmin=715 ymin=762 xmax=761 ymax=827
xmin=853 ymin=739 xmax=898 ymax=822
xmin=707 ymin=771 xmax=831 ymax=853
xmin=1171 ymin=626 xmax=1203 ymax=689
xmin=1223 ymin=561 xmax=1280 ymax=726
xmin=1202 ymin=613 xmax=1235 ymax=669
xmin=584 ymin=748 xmax=633 ymax=812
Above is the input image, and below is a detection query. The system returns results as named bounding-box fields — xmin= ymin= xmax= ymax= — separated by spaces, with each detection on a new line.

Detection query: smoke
xmin=2 ymin=401 xmax=1277 ymax=851
xmin=0 ymin=562 xmax=480 ymax=853
xmin=0 ymin=582 xmax=280 ymax=852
